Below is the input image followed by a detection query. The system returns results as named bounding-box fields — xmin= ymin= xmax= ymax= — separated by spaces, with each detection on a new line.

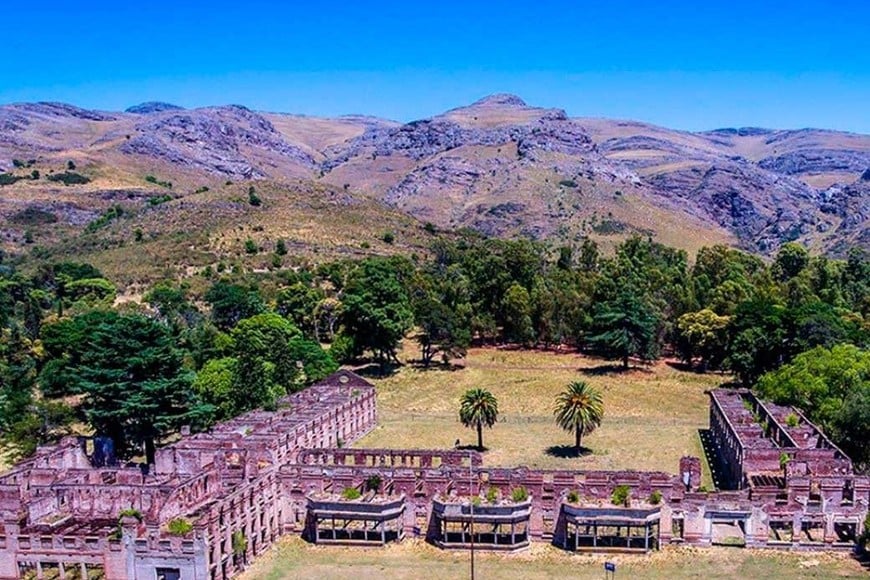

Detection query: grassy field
xmin=239 ymin=536 xmax=868 ymax=579
xmin=357 ymin=345 xmax=722 ymax=480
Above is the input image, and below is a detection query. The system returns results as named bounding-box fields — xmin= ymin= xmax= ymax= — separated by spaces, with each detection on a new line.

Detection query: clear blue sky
xmin=2 ymin=1 xmax=868 ymax=132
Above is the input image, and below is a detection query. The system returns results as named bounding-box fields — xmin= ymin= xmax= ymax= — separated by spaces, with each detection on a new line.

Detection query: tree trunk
xmin=575 ymin=426 xmax=582 ymax=452
xmin=623 ymin=353 xmax=629 ymax=369
xmin=477 ymin=423 xmax=483 ymax=450
xmin=145 ymin=437 xmax=156 ymax=466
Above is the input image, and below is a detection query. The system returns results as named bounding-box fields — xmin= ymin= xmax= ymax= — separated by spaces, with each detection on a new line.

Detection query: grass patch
xmin=238 ymin=535 xmax=867 ymax=580
xmin=357 ymin=345 xmax=722 ymax=478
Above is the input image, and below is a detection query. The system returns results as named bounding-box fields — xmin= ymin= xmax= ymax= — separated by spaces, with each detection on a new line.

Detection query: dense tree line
xmin=0 ymin=235 xmax=867 ymax=470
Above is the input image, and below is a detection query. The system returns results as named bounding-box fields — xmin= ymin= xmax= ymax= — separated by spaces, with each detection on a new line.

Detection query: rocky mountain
xmin=0 ymin=95 xmax=867 ymax=257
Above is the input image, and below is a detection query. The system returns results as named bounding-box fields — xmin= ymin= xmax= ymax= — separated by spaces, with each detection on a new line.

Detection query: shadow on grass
xmin=579 ymin=364 xmax=653 ymax=376
xmin=852 ymin=551 xmax=870 ymax=572
xmin=455 ymin=444 xmax=488 ymax=453
xmin=545 ymin=444 xmax=592 ymax=459
xmin=407 ymin=360 xmax=465 ymax=372
xmin=352 ymin=362 xmax=401 ymax=378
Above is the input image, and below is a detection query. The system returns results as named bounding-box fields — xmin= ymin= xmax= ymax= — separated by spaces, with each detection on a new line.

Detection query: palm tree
xmin=459 ymin=388 xmax=499 ymax=450
xmin=554 ymin=381 xmax=604 ymax=452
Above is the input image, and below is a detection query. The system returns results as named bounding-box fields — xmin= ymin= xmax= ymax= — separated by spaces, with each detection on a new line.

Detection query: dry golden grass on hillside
xmin=357 ymin=345 xmax=722 ymax=481
xmin=239 ymin=535 xmax=868 ymax=580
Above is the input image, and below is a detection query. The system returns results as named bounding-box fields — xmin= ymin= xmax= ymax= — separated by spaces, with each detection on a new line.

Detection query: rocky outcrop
xmin=125 ymin=102 xmax=184 ymax=114
xmin=759 ymin=149 xmax=870 ymax=175
xmin=120 ymin=106 xmax=316 ymax=177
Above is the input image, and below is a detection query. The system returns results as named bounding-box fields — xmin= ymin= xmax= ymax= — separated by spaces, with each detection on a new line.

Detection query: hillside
xmin=1 ymin=95 xmax=868 ymax=282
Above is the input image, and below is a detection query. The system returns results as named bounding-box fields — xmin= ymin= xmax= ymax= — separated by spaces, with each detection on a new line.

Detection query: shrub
xmin=424 ymin=222 xmax=437 ymax=234
xmin=511 ymin=486 xmax=529 ymax=503
xmin=381 ymin=231 xmax=395 ymax=244
xmin=85 ymin=205 xmax=124 ymax=233
xmin=166 ymin=518 xmax=193 ymax=536
xmin=194 ymin=186 xmax=209 ymax=193
xmin=566 ymin=490 xmax=580 ymax=504
xmin=24 ymin=230 xmax=34 ymax=244
xmin=248 ymin=186 xmax=261 ymax=206
xmin=67 ymin=160 xmax=76 ymax=170
xmin=785 ymin=413 xmax=799 ymax=427
xmin=147 ymin=194 xmax=173 ymax=207
xmin=244 ymin=239 xmax=258 ymax=254
xmin=31 ymin=170 xmax=40 ymax=180
xmin=144 ymin=175 xmax=172 ymax=188
xmin=648 ymin=490 xmax=662 ymax=505
xmin=270 ymin=254 xmax=283 ymax=269
xmin=360 ymin=241 xmax=371 ymax=249
xmin=486 ymin=487 xmax=499 ymax=503
xmin=134 ymin=229 xmax=144 ymax=242
xmin=12 ymin=159 xmax=25 ymax=168
xmin=611 ymin=485 xmax=631 ymax=507
xmin=471 ymin=496 xmax=481 ymax=507
xmin=558 ymin=179 xmax=578 ymax=188
xmin=0 ymin=173 xmax=24 ymax=186
xmin=365 ymin=475 xmax=382 ymax=493
xmin=341 ymin=487 xmax=362 ymax=500
xmin=275 ymin=239 xmax=288 ymax=256
xmin=118 ymin=508 xmax=143 ymax=521
xmin=231 ymin=530 xmax=247 ymax=555
xmin=779 ymin=452 xmax=791 ymax=470
xmin=47 ymin=171 xmax=91 ymax=185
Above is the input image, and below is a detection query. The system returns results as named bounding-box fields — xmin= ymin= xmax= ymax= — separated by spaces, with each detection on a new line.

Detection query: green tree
xmin=276 ymin=283 xmax=325 ymax=338
xmin=459 ymin=388 xmax=499 ymax=449
xmin=192 ymin=357 xmax=237 ymax=422
xmin=587 ymin=289 xmax=660 ymax=368
xmin=340 ymin=257 xmax=413 ymax=372
xmin=502 ymin=283 xmax=534 ymax=345
xmin=726 ymin=295 xmax=787 ymax=385
xmin=230 ymin=313 xmax=303 ymax=409
xmin=204 ymin=281 xmax=265 ymax=331
xmin=772 ymin=242 xmax=810 ymax=282
xmin=66 ymin=313 xmax=207 ymax=464
xmin=757 ymin=344 xmax=870 ymax=471
xmin=554 ymin=381 xmax=604 ymax=452
xmin=676 ymin=309 xmax=730 ymax=371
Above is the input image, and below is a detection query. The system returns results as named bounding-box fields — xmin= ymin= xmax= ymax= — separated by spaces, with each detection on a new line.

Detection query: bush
xmin=67 ymin=160 xmax=76 ymax=170
xmin=365 ymin=475 xmax=382 ymax=493
xmin=47 ymin=171 xmax=91 ymax=186
xmin=275 ymin=239 xmax=288 ymax=256
xmin=244 ymin=239 xmax=258 ymax=254
xmin=144 ymin=175 xmax=172 ymax=189
xmin=558 ymin=179 xmax=578 ymax=188
xmin=779 ymin=452 xmax=791 ymax=469
xmin=785 ymin=413 xmax=799 ymax=427
xmin=486 ymin=487 xmax=499 ymax=503
xmin=147 ymin=194 xmax=173 ymax=207
xmin=248 ymin=186 xmax=261 ymax=206
xmin=424 ymin=222 xmax=437 ymax=234
xmin=134 ymin=229 xmax=144 ymax=242
xmin=341 ymin=487 xmax=362 ymax=500
xmin=85 ymin=205 xmax=124 ymax=233
xmin=232 ymin=530 xmax=247 ymax=555
xmin=0 ymin=173 xmax=24 ymax=186
xmin=195 ymin=186 xmax=209 ymax=193
xmin=566 ymin=490 xmax=580 ymax=504
xmin=166 ymin=518 xmax=193 ymax=536
xmin=511 ymin=486 xmax=529 ymax=502
xmin=31 ymin=170 xmax=40 ymax=180
xmin=648 ymin=490 xmax=662 ymax=505
xmin=381 ymin=231 xmax=395 ymax=244
xmin=118 ymin=508 xmax=143 ymax=521
xmin=13 ymin=159 xmax=25 ymax=168
xmin=611 ymin=485 xmax=631 ymax=507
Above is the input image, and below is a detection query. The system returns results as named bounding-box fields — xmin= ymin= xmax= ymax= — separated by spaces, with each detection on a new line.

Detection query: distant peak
xmin=126 ymin=102 xmax=184 ymax=114
xmin=470 ymin=94 xmax=528 ymax=108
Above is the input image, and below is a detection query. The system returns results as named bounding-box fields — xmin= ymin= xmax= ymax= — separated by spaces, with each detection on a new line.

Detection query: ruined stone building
xmin=1 ymin=370 xmax=867 ymax=579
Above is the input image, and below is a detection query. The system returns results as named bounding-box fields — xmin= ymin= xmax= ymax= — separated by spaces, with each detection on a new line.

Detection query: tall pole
xmin=469 ymin=448 xmax=475 ymax=580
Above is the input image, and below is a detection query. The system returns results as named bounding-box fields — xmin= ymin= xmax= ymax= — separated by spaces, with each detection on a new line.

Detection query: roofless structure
xmin=0 ymin=371 xmax=867 ymax=579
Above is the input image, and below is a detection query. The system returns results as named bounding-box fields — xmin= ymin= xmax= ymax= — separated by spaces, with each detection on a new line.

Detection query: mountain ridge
xmin=0 ymin=94 xmax=867 ymax=261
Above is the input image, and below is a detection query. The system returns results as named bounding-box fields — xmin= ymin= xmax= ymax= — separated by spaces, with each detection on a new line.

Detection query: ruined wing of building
xmin=0 ymin=370 xmax=867 ymax=579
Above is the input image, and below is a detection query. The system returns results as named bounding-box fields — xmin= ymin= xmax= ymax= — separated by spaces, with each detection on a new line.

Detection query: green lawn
xmin=357 ymin=346 xmax=722 ymax=481
xmin=239 ymin=536 xmax=868 ymax=579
